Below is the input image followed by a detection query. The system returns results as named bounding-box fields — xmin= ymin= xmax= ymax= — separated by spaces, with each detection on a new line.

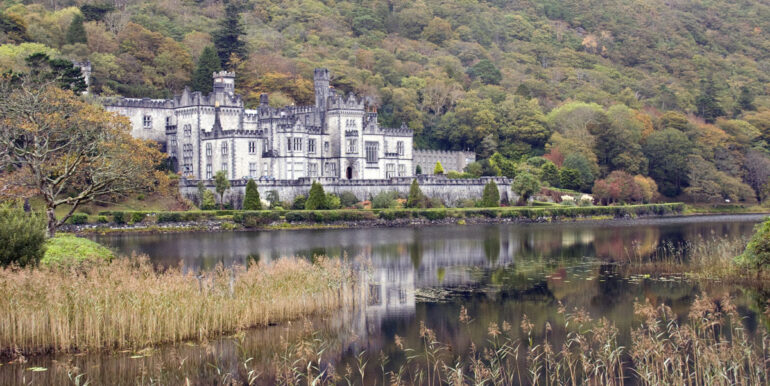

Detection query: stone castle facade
xmin=105 ymin=69 xmax=424 ymax=181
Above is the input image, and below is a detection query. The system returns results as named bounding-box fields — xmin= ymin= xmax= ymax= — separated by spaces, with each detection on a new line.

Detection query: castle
xmin=104 ymin=69 xmax=430 ymax=181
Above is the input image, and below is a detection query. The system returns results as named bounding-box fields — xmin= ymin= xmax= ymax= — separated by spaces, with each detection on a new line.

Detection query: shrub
xmin=456 ymin=198 xmax=477 ymax=208
xmin=234 ymin=211 xmax=280 ymax=228
xmin=325 ymin=194 xmax=341 ymax=210
xmin=130 ymin=212 xmax=145 ymax=224
xmin=418 ymin=209 xmax=447 ymax=220
xmin=292 ymin=195 xmax=307 ymax=210
xmin=68 ymin=213 xmax=89 ymax=225
xmin=112 ymin=211 xmax=126 ymax=224
xmin=380 ymin=210 xmax=412 ymax=220
xmin=97 ymin=215 xmax=109 ymax=224
xmin=0 ymin=204 xmax=47 ymax=267
xmin=434 ymin=161 xmax=444 ymax=175
xmin=427 ymin=197 xmax=445 ymax=208
xmin=201 ymin=189 xmax=217 ymax=210
xmin=157 ymin=212 xmax=183 ymax=223
xmin=339 ymin=191 xmax=359 ymax=207
xmin=305 ymin=182 xmax=326 ymax=210
xmin=736 ymin=218 xmax=770 ymax=272
xmin=243 ymin=179 xmax=261 ymax=210
xmin=372 ymin=191 xmax=399 ymax=209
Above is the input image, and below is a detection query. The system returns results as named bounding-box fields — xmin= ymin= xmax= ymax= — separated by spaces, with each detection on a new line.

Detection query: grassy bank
xmin=0 ymin=256 xmax=356 ymax=357
xmin=74 ymin=203 xmax=685 ymax=229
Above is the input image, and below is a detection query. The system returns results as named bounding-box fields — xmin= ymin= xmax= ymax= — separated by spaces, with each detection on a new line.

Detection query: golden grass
xmin=246 ymin=297 xmax=769 ymax=385
xmin=0 ymin=255 xmax=356 ymax=357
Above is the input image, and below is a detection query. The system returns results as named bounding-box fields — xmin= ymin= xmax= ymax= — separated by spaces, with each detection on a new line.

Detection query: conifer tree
xmin=481 ymin=180 xmax=500 ymax=207
xmin=433 ymin=161 xmax=444 ymax=175
xmin=415 ymin=165 xmax=422 ymax=175
xmin=737 ymin=86 xmax=755 ymax=112
xmin=191 ymin=46 xmax=221 ymax=94
xmin=695 ymin=77 xmax=725 ymax=123
xmin=541 ymin=162 xmax=560 ymax=187
xmin=212 ymin=0 xmax=246 ymax=68
xmin=407 ymin=179 xmax=425 ymax=208
xmin=305 ymin=181 xmax=327 ymax=210
xmin=243 ymin=179 xmax=261 ymax=210
xmin=66 ymin=14 xmax=87 ymax=45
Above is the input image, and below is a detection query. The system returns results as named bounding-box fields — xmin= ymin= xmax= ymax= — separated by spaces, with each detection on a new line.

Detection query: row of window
xmin=181 ymin=137 xmax=406 ymax=160
xmin=287 ymin=138 xmax=321 ymax=153
xmin=385 ymin=164 xmax=407 ymax=178
xmin=200 ymin=160 xmax=407 ymax=179
xmin=144 ymin=116 xmax=175 ymax=129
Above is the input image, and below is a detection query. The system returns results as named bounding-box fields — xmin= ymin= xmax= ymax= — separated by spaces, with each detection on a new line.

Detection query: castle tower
xmin=213 ymin=71 xmax=235 ymax=95
xmin=314 ymin=68 xmax=330 ymax=109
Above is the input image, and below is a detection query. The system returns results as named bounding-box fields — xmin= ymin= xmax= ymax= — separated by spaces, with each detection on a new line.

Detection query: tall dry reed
xmin=0 ymin=255 xmax=357 ymax=357
xmin=244 ymin=297 xmax=769 ymax=385
xmin=621 ymin=235 xmax=770 ymax=284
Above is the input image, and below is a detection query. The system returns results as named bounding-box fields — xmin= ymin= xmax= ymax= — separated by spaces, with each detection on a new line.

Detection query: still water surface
xmin=3 ymin=215 xmax=768 ymax=384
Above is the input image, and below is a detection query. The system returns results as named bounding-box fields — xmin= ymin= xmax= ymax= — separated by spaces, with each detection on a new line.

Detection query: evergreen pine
xmin=695 ymin=77 xmax=725 ymax=123
xmin=407 ymin=179 xmax=425 ymax=208
xmin=212 ymin=1 xmax=246 ymax=68
xmin=738 ymin=86 xmax=755 ymax=112
xmin=191 ymin=46 xmax=222 ymax=94
xmin=242 ymin=179 xmax=261 ymax=210
xmin=541 ymin=162 xmax=560 ymax=187
xmin=559 ymin=168 xmax=582 ymax=191
xmin=305 ymin=181 xmax=327 ymax=210
xmin=433 ymin=161 xmax=444 ymax=175
xmin=481 ymin=180 xmax=500 ymax=207
xmin=66 ymin=14 xmax=87 ymax=44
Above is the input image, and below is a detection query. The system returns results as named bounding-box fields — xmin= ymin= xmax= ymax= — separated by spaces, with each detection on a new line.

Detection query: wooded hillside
xmin=1 ymin=0 xmax=768 ymax=203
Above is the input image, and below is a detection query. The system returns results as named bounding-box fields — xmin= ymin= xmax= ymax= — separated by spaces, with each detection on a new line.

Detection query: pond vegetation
xmin=0 ymin=257 xmax=356 ymax=358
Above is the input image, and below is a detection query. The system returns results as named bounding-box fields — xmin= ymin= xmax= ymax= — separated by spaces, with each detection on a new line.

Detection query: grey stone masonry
xmin=414 ymin=149 xmax=476 ymax=174
xmin=180 ymin=175 xmax=515 ymax=207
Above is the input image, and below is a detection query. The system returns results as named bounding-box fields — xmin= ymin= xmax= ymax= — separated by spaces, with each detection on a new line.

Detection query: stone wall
xmin=180 ymin=175 xmax=515 ymax=207
xmin=413 ymin=149 xmax=476 ymax=174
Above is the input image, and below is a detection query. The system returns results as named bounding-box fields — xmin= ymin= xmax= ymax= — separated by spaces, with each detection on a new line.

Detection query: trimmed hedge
xmin=83 ymin=203 xmax=685 ymax=226
xmin=67 ymin=213 xmax=89 ymax=225
xmin=285 ymin=210 xmax=377 ymax=223
xmin=233 ymin=211 xmax=281 ymax=228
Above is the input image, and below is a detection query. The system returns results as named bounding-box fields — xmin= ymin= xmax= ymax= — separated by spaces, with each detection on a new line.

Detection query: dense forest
xmin=1 ymin=0 xmax=769 ymax=204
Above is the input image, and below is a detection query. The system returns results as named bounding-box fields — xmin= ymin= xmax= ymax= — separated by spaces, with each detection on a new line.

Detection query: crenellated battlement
xmin=103 ymin=97 xmax=175 ymax=109
xmin=327 ymin=93 xmax=365 ymax=110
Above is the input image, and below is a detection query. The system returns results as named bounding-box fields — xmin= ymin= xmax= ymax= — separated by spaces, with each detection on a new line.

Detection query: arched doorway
xmin=346 ymin=166 xmax=353 ymax=180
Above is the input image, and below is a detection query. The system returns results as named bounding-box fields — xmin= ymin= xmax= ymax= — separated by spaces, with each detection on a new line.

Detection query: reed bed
xmin=242 ymin=296 xmax=769 ymax=385
xmin=0 ymin=255 xmax=357 ymax=357
xmin=619 ymin=235 xmax=770 ymax=284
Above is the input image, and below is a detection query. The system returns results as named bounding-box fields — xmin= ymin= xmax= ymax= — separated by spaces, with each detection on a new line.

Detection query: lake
xmin=3 ymin=214 xmax=768 ymax=384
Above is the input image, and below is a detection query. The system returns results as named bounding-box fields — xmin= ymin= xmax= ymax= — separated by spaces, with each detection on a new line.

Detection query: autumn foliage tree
xmin=0 ymin=75 xmax=164 ymax=236
xmin=592 ymin=171 xmax=642 ymax=205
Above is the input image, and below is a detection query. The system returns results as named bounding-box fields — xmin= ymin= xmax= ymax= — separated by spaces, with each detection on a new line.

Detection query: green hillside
xmin=1 ymin=0 xmax=769 ymax=203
